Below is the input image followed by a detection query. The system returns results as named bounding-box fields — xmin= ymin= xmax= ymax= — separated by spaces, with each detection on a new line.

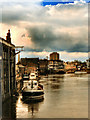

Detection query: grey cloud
xmin=24 ymin=47 xmax=43 ymax=52
xmin=2 ymin=9 xmax=27 ymax=24
xmin=1 ymin=2 xmax=88 ymax=53
xmin=1 ymin=2 xmax=88 ymax=26
xmin=27 ymin=27 xmax=55 ymax=48
xmin=26 ymin=26 xmax=88 ymax=52
xmin=68 ymin=43 xmax=88 ymax=52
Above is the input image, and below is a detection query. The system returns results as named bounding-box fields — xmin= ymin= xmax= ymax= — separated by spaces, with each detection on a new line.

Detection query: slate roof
xmin=21 ymin=58 xmax=39 ymax=67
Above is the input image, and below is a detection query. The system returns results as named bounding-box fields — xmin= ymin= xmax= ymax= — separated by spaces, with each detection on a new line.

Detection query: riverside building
xmin=0 ymin=30 xmax=16 ymax=101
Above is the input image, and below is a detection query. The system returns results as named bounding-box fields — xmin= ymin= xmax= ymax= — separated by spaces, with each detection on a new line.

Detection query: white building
xmin=86 ymin=58 xmax=90 ymax=69
xmin=48 ymin=60 xmax=64 ymax=71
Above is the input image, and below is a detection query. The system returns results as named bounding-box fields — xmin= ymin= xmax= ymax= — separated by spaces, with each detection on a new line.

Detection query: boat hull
xmin=22 ymin=90 xmax=44 ymax=101
xmin=75 ymin=71 xmax=87 ymax=74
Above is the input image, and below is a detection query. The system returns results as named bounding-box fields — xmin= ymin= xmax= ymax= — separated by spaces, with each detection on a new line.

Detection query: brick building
xmin=19 ymin=58 xmax=39 ymax=74
xmin=64 ymin=62 xmax=76 ymax=70
xmin=39 ymin=59 xmax=48 ymax=75
xmin=48 ymin=52 xmax=64 ymax=73
xmin=50 ymin=52 xmax=59 ymax=60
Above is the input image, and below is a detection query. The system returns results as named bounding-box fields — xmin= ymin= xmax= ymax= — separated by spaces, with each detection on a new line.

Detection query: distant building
xmin=50 ymin=52 xmax=59 ymax=60
xmin=64 ymin=62 xmax=76 ymax=70
xmin=48 ymin=52 xmax=64 ymax=73
xmin=39 ymin=59 xmax=48 ymax=75
xmin=86 ymin=58 xmax=90 ymax=69
xmin=48 ymin=60 xmax=64 ymax=71
xmin=64 ymin=61 xmax=87 ymax=73
xmin=16 ymin=54 xmax=25 ymax=77
xmin=16 ymin=61 xmax=25 ymax=76
xmin=19 ymin=58 xmax=39 ymax=74
xmin=0 ymin=30 xmax=16 ymax=101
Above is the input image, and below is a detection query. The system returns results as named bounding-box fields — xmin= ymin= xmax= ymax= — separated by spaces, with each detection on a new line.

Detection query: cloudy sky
xmin=0 ymin=0 xmax=89 ymax=62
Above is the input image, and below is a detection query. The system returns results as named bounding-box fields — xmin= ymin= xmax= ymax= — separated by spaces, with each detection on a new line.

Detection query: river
xmin=2 ymin=73 xmax=88 ymax=119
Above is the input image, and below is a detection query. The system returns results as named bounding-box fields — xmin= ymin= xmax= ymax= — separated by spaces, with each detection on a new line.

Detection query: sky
xmin=0 ymin=0 xmax=89 ymax=62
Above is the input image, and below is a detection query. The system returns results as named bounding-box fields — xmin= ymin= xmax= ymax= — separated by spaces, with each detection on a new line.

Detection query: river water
xmin=2 ymin=73 xmax=88 ymax=119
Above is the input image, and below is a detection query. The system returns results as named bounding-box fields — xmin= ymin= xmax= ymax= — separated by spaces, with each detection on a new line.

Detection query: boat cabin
xmin=29 ymin=73 xmax=37 ymax=80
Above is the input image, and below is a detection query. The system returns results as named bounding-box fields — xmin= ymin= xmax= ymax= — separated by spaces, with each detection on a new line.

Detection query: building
xmin=64 ymin=62 xmax=76 ymax=70
xmin=64 ymin=60 xmax=87 ymax=73
xmin=0 ymin=30 xmax=16 ymax=101
xmin=48 ymin=52 xmax=64 ymax=73
xmin=16 ymin=54 xmax=25 ymax=77
xmin=50 ymin=52 xmax=59 ymax=60
xmin=86 ymin=58 xmax=90 ymax=69
xmin=39 ymin=59 xmax=48 ymax=75
xmin=19 ymin=58 xmax=39 ymax=74
xmin=64 ymin=62 xmax=76 ymax=73
xmin=48 ymin=60 xmax=64 ymax=72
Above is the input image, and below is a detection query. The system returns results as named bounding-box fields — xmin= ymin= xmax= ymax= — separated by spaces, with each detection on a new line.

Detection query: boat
xmin=22 ymin=73 xmax=44 ymax=101
xmin=75 ymin=66 xmax=87 ymax=74
xmin=75 ymin=71 xmax=87 ymax=74
xmin=22 ymin=73 xmax=30 ymax=91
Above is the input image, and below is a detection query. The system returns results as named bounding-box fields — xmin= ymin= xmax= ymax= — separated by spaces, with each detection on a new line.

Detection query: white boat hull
xmin=75 ymin=71 xmax=87 ymax=74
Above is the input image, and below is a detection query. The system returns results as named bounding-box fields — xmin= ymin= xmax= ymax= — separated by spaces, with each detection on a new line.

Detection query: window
xmin=34 ymin=83 xmax=37 ymax=85
xmin=28 ymin=83 xmax=31 ymax=86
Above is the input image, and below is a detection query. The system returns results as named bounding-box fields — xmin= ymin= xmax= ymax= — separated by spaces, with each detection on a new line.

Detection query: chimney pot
xmin=6 ymin=29 xmax=11 ymax=43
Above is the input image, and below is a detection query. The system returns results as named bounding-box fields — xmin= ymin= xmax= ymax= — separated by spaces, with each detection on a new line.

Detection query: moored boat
xmin=75 ymin=71 xmax=87 ymax=74
xmin=22 ymin=73 xmax=44 ymax=101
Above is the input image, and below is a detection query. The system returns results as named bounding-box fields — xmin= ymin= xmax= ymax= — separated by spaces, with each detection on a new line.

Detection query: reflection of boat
xmin=28 ymin=101 xmax=44 ymax=117
xmin=22 ymin=73 xmax=44 ymax=101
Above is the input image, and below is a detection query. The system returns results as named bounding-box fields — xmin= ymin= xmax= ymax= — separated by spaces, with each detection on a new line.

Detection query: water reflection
xmin=16 ymin=95 xmax=44 ymax=118
xmin=27 ymin=101 xmax=44 ymax=118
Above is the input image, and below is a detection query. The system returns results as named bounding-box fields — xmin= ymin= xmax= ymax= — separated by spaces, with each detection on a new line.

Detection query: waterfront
xmin=2 ymin=73 xmax=88 ymax=119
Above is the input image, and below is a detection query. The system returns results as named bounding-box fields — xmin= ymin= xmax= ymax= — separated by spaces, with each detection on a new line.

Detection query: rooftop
xmin=0 ymin=30 xmax=15 ymax=48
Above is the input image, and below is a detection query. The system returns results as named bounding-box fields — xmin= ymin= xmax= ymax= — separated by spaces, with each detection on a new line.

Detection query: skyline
xmin=0 ymin=0 xmax=89 ymax=62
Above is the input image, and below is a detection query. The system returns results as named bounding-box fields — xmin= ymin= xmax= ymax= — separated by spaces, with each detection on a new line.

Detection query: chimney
xmin=6 ymin=29 xmax=11 ymax=43
xmin=18 ymin=53 xmax=20 ymax=62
